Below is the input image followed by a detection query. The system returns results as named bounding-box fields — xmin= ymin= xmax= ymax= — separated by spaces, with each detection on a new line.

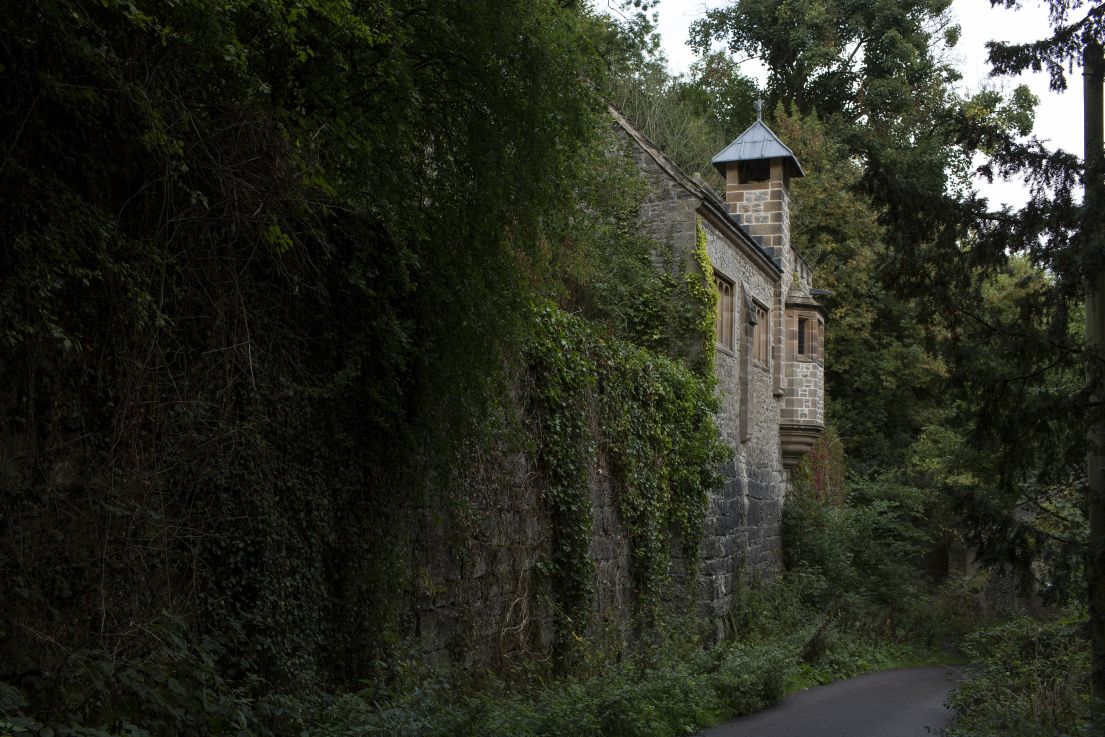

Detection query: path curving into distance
xmin=702 ymin=665 xmax=967 ymax=737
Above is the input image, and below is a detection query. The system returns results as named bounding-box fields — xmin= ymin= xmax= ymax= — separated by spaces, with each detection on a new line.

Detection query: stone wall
xmin=404 ymin=448 xmax=554 ymax=667
xmin=724 ymin=161 xmax=792 ymax=266
xmin=619 ymin=120 xmax=789 ymax=635
xmin=406 ymin=118 xmax=821 ymax=662
xmin=783 ymin=353 xmax=825 ymax=426
xmin=703 ymin=217 xmax=786 ymax=614
xmin=781 ymin=248 xmax=826 ymax=440
xmin=333 ymin=113 xmax=833 ymax=671
xmin=588 ymin=446 xmax=635 ymax=642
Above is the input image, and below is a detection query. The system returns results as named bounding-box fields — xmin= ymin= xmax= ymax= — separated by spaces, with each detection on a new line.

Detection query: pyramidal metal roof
xmin=711 ymin=119 xmax=805 ymax=178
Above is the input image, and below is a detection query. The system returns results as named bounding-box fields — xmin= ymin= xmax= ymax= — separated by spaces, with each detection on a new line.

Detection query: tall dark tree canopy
xmin=981 ymin=0 xmax=1105 ymax=717
xmin=691 ymin=0 xmax=960 ymax=120
xmin=682 ymin=0 xmax=1090 ymax=606
xmin=690 ymin=0 xmax=1037 ymax=288
xmin=0 ymin=0 xmax=615 ymax=694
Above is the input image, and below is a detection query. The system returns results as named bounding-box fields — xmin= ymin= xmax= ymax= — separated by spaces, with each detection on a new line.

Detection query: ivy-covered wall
xmin=0 ymin=1 xmax=803 ymax=715
xmin=612 ymin=113 xmax=793 ymax=637
xmin=527 ymin=304 xmax=728 ymax=652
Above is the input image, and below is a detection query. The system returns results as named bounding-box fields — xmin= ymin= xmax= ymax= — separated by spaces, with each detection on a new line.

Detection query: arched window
xmin=752 ymin=301 xmax=769 ymax=364
xmin=715 ymin=272 xmax=734 ymax=350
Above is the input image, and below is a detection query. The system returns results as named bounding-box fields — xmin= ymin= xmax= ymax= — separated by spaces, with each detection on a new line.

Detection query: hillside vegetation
xmin=0 ymin=0 xmax=1094 ymax=735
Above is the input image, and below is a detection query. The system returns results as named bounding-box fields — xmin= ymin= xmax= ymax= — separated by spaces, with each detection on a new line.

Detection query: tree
xmin=692 ymin=0 xmax=1038 ymax=284
xmin=0 ymin=0 xmax=611 ymax=694
xmin=688 ymin=0 xmax=1041 ymax=469
xmin=601 ymin=12 xmax=759 ymax=188
xmin=984 ymin=0 xmax=1105 ymax=716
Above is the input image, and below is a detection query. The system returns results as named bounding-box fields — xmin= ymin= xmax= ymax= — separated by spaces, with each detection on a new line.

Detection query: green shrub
xmin=780 ymin=448 xmax=990 ymax=653
xmin=0 ymin=624 xmax=264 ymax=737
xmin=946 ymin=616 xmax=1090 ymax=737
xmin=1 ymin=623 xmax=799 ymax=737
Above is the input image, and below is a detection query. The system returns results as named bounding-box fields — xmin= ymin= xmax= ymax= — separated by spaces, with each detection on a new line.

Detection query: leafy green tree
xmin=690 ymin=0 xmax=1036 ymax=288
xmin=983 ymin=0 xmax=1105 ymax=716
xmin=772 ymin=108 xmax=947 ymax=469
xmin=0 ymin=0 xmax=612 ymax=697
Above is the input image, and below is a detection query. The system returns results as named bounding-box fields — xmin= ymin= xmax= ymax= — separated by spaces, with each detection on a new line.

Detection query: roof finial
xmin=754 ymin=98 xmax=763 ymax=122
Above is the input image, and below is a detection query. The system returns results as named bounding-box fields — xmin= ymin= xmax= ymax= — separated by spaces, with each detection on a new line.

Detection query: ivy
xmin=528 ymin=305 xmax=599 ymax=648
xmin=689 ymin=217 xmax=719 ymax=376
xmin=0 ymin=0 xmax=732 ymax=711
xmin=528 ymin=303 xmax=729 ymax=642
xmin=0 ymin=0 xmax=606 ymax=700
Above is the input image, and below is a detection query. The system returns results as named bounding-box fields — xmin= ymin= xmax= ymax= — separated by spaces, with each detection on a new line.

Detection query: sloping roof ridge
xmin=737 ymin=118 xmax=798 ymax=156
xmin=607 ymin=105 xmax=710 ymax=201
xmin=607 ymin=104 xmax=782 ymax=276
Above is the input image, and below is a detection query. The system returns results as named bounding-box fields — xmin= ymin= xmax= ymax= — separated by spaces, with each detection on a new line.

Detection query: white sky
xmin=640 ymin=0 xmax=1085 ymax=208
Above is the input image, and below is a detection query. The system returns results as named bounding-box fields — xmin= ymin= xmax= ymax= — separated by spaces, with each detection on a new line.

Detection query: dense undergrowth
xmin=786 ymin=434 xmax=1092 ymax=736
xmin=945 ymin=616 xmax=1091 ymax=737
xmin=0 ymin=579 xmax=968 ymax=737
xmin=1 ymin=433 xmax=997 ymax=737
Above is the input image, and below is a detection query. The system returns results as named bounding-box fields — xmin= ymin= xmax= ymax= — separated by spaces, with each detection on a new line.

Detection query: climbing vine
xmin=528 ymin=301 xmax=729 ymax=640
xmin=689 ymin=217 xmax=719 ymax=376
xmin=790 ymin=428 xmax=846 ymax=507
xmin=528 ymin=305 xmax=599 ymax=647
xmin=601 ymin=339 xmax=728 ymax=617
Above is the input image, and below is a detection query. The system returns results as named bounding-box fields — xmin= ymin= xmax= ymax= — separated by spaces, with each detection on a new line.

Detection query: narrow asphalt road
xmin=702 ymin=665 xmax=967 ymax=737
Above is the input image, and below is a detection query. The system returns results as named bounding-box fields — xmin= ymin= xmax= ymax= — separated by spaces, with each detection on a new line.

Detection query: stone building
xmin=611 ymin=104 xmax=826 ymax=621
xmin=402 ymin=106 xmax=827 ymax=662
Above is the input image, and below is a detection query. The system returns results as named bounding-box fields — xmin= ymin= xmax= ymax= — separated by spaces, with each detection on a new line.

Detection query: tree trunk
xmin=1083 ymin=37 xmax=1105 ymax=724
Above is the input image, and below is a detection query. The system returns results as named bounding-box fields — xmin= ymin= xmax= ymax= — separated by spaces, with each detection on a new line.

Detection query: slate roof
xmin=711 ymin=120 xmax=805 ymax=178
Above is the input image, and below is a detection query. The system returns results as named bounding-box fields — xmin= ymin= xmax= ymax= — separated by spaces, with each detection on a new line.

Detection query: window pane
xmin=714 ymin=274 xmax=733 ymax=349
xmin=753 ymin=304 xmax=768 ymax=363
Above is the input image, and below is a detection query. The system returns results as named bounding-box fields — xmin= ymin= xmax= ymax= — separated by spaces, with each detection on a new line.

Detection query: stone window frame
xmin=714 ymin=270 xmax=735 ymax=353
xmin=750 ymin=298 xmax=770 ymax=367
xmin=792 ymin=310 xmax=824 ymax=363
xmin=817 ymin=317 xmax=825 ymax=362
xmin=797 ymin=315 xmax=811 ymax=356
xmin=739 ymin=286 xmax=767 ymax=442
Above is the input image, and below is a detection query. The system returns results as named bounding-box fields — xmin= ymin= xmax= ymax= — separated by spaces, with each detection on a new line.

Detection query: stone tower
xmin=710 ymin=101 xmax=803 ymax=268
xmin=711 ymin=104 xmax=825 ymax=467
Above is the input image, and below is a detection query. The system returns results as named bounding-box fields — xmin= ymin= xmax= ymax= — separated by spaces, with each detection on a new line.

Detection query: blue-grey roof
xmin=711 ymin=120 xmax=805 ymax=178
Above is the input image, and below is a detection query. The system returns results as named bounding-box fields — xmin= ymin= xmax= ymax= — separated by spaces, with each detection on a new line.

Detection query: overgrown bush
xmin=780 ymin=431 xmax=1002 ymax=667
xmin=945 ymin=616 xmax=1090 ymax=737
xmin=0 ymin=0 xmax=734 ymax=716
xmin=2 ymin=561 xmax=984 ymax=737
xmin=0 ymin=620 xmax=264 ymax=737
xmin=783 ymin=447 xmax=942 ymax=637
xmin=0 ymin=624 xmax=797 ymax=737
xmin=306 ymin=634 xmax=793 ymax=737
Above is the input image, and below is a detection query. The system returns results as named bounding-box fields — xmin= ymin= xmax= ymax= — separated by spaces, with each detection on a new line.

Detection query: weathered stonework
xmin=402 ymin=447 xmax=554 ymax=667
xmin=609 ymin=106 xmax=826 ymax=636
xmin=406 ymin=109 xmax=828 ymax=662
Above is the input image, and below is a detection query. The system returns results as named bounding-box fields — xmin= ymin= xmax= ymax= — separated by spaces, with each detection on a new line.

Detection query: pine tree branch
xmin=987 ymin=2 xmax=1105 ymax=91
